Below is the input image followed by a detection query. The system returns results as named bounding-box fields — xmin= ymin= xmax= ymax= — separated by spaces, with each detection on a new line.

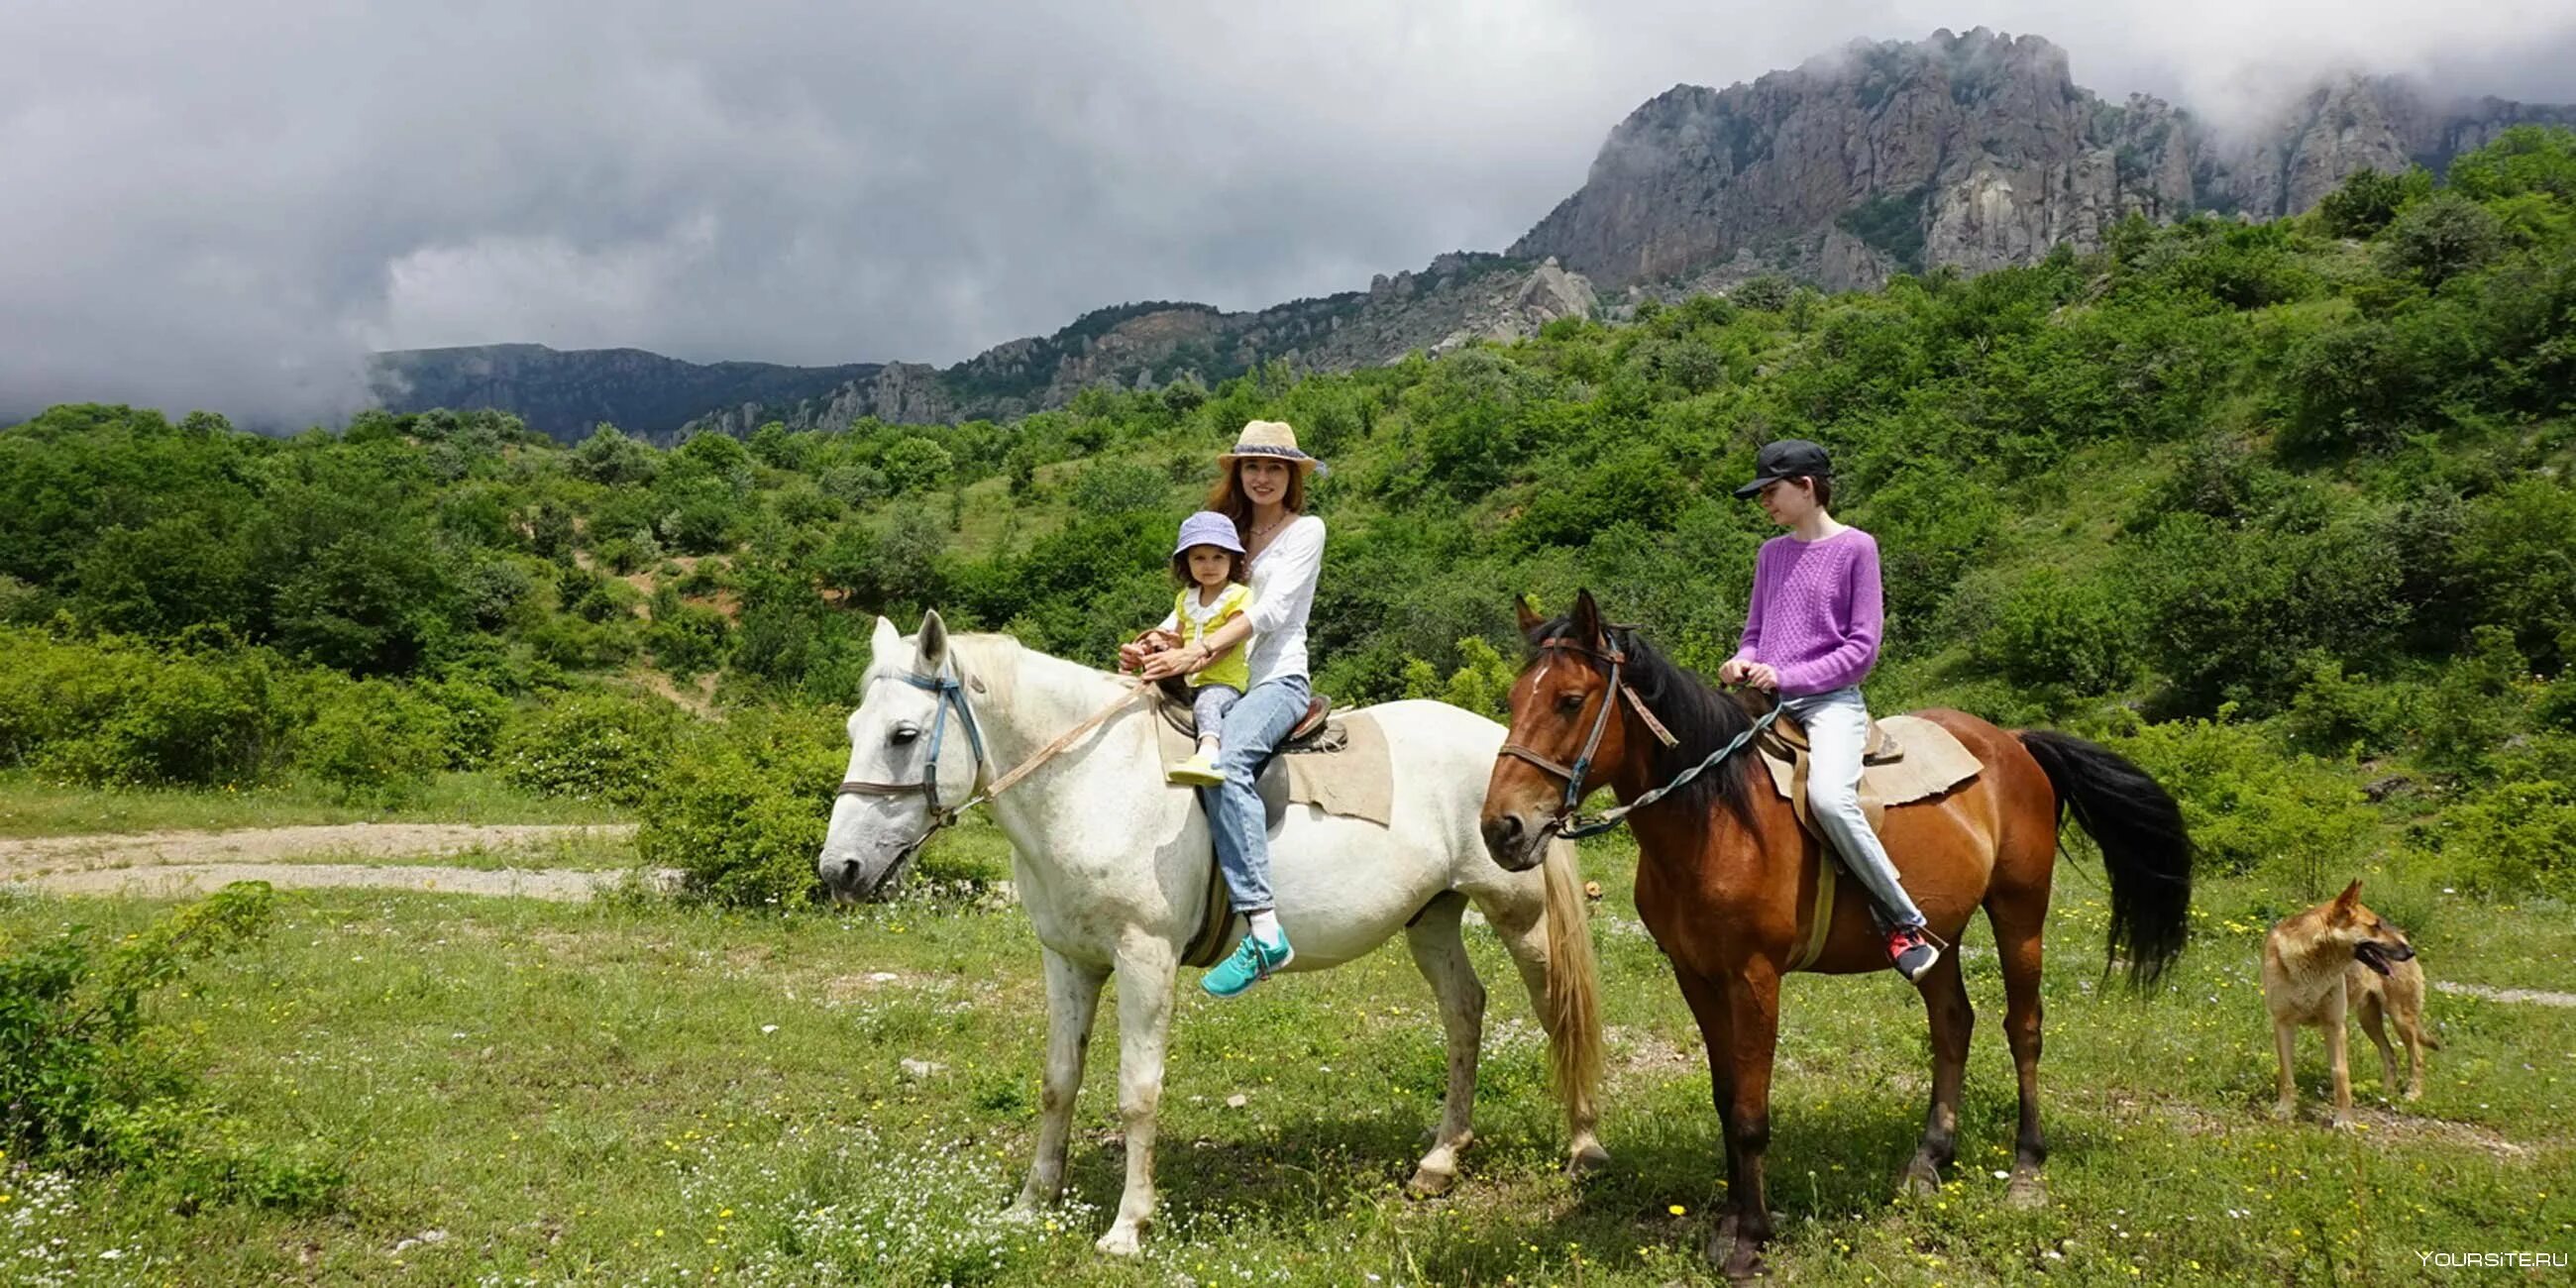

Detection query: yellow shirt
xmin=1173 ymin=584 xmax=1256 ymax=692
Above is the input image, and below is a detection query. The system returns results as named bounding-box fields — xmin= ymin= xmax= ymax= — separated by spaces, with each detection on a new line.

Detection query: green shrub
xmin=1976 ymin=566 xmax=2135 ymax=696
xmin=2103 ymin=708 xmax=2376 ymax=895
xmin=498 ymin=691 xmax=682 ymax=805
xmin=2281 ymin=656 xmax=2415 ymax=758
xmin=0 ymin=630 xmax=292 ymax=788
xmin=293 ymin=680 xmax=450 ymax=805
xmin=418 ymin=676 xmax=512 ymax=769
xmin=0 ymin=882 xmax=342 ymax=1207
xmin=2409 ymin=778 xmax=2576 ymax=898
xmin=2416 ymin=626 xmax=2532 ymax=777
xmin=637 ymin=706 xmax=844 ymax=907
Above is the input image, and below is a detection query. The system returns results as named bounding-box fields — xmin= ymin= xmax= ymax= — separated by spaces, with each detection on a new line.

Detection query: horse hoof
xmin=2005 ymin=1173 xmax=2048 ymax=1210
xmin=1705 ymin=1215 xmax=1768 ymax=1280
xmin=1897 ymin=1159 xmax=1942 ymax=1199
xmin=1565 ymin=1141 xmax=1612 ymax=1180
xmin=1405 ymin=1167 xmax=1457 ymax=1199
xmin=1095 ymin=1227 xmax=1144 ymax=1257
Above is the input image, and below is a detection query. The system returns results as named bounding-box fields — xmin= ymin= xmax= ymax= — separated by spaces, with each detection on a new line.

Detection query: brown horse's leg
xmin=1710 ymin=966 xmax=1781 ymax=1282
xmin=1900 ymin=952 xmax=1973 ymax=1197
xmin=1991 ymin=892 xmax=2051 ymax=1208
xmin=1674 ymin=969 xmax=1742 ymax=1243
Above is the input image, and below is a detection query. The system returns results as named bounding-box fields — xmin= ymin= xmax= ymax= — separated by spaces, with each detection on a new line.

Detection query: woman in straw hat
xmin=1129 ymin=419 xmax=1328 ymax=998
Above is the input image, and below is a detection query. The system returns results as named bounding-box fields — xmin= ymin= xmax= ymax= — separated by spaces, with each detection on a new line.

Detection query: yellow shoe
xmin=1166 ymin=752 xmax=1225 ymax=787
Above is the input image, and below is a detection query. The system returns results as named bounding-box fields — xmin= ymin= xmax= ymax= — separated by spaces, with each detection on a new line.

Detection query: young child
xmin=1716 ymin=438 xmax=1940 ymax=984
xmin=1140 ymin=510 xmax=1257 ymax=787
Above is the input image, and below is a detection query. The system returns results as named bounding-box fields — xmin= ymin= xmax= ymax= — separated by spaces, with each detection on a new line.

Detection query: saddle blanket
xmin=1153 ymin=706 xmax=1395 ymax=827
xmin=1755 ymin=712 xmax=1982 ymax=836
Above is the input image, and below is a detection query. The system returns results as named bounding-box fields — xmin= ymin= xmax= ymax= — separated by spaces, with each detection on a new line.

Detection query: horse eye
xmin=891 ymin=726 xmax=919 ymax=745
xmin=1556 ymin=692 xmax=1585 ymax=713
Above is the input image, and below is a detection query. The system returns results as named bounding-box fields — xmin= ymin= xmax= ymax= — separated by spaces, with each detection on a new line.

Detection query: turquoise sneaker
xmin=1201 ymin=930 xmax=1294 ymax=999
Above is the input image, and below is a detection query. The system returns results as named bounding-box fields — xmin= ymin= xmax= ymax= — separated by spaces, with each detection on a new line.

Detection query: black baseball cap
xmin=1732 ymin=439 xmax=1832 ymax=498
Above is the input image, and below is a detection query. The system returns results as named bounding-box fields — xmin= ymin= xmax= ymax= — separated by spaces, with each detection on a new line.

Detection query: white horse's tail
xmin=1541 ymin=836 xmax=1603 ymax=1129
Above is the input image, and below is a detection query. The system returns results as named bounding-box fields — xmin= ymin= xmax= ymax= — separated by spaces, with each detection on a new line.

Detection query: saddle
xmin=1751 ymin=702 xmax=1979 ymax=839
xmin=1152 ymin=676 xmax=1339 ymax=749
xmin=1128 ymin=627 xmax=1336 ymax=746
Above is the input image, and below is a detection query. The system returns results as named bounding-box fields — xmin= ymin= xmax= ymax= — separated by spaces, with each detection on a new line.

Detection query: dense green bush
xmin=637 ymin=706 xmax=846 ymax=907
xmin=2104 ymin=709 xmax=2377 ymax=895
xmin=0 ymin=629 xmax=294 ymax=788
xmin=2409 ymin=778 xmax=2576 ymax=898
xmin=292 ymin=679 xmax=451 ymax=805
xmin=498 ymin=691 xmax=682 ymax=805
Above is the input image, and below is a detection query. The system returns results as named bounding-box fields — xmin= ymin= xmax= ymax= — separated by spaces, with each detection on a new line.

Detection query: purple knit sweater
xmin=1731 ymin=528 xmax=1884 ymax=697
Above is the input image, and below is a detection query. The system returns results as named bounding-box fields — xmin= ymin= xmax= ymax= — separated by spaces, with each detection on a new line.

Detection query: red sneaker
xmin=1887 ymin=925 xmax=1940 ymax=983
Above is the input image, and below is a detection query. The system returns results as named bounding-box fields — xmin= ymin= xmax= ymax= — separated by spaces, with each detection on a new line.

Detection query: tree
xmin=2314 ymin=166 xmax=2428 ymax=239
xmin=571 ymin=424 xmax=658 ymax=485
xmin=882 ymin=437 xmax=954 ymax=494
xmin=2381 ymin=193 xmax=2503 ymax=286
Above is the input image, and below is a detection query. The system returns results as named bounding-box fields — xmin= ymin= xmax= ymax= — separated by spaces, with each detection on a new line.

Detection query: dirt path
xmin=26 ymin=862 xmax=673 ymax=902
xmin=1 ymin=823 xmax=666 ymax=902
xmin=2434 ymin=980 xmax=2576 ymax=1009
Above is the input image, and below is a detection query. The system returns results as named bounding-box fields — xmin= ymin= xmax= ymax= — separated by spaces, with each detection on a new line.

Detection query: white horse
xmin=818 ymin=612 xmax=1606 ymax=1255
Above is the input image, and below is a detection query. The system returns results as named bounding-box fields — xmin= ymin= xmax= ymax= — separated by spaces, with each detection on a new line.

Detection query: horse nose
xmin=822 ymin=855 xmax=860 ymax=888
xmin=1481 ymin=813 xmax=1525 ymax=859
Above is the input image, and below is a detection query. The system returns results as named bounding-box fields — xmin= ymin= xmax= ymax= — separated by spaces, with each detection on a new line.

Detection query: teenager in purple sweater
xmin=1716 ymin=439 xmax=1939 ymax=983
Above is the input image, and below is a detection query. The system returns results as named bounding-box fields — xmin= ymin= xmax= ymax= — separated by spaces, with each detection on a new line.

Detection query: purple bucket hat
xmin=1174 ymin=510 xmax=1245 ymax=558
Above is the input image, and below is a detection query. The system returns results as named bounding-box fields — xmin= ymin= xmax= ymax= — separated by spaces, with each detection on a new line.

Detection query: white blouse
xmin=1241 ymin=514 xmax=1325 ymax=686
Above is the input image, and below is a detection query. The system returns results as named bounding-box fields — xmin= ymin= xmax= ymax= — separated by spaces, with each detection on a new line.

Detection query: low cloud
xmin=2 ymin=0 xmax=2569 ymax=427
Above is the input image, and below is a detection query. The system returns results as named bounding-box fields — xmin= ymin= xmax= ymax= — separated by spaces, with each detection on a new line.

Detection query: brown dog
xmin=2260 ymin=881 xmax=2428 ymax=1126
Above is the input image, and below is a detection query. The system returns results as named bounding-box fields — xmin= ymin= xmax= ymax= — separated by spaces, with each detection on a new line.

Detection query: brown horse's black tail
xmin=2018 ymin=730 xmax=2196 ymax=987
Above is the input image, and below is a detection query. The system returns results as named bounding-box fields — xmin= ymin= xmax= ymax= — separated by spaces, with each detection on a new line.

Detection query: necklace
xmin=1249 ymin=513 xmax=1288 ymax=546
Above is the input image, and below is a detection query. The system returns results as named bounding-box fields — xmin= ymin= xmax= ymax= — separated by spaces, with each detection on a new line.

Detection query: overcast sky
xmin=5 ymin=0 xmax=2573 ymax=426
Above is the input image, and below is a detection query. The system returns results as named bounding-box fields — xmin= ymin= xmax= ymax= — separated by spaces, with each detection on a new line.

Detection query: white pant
xmin=1779 ymin=686 xmax=1925 ymax=931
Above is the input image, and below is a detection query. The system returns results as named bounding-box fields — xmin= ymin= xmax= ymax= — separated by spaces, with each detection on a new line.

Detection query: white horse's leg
xmin=1096 ymin=934 xmax=1178 ymax=1256
xmin=1403 ymin=891 xmax=1484 ymax=1198
xmin=1487 ymin=881 xmax=1610 ymax=1174
xmin=1011 ymin=946 xmax=1107 ymax=1215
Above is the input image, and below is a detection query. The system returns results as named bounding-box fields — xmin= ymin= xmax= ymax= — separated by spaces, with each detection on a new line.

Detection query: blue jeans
xmin=1197 ymin=674 xmax=1310 ymax=912
xmin=1779 ymin=686 xmax=1925 ymax=931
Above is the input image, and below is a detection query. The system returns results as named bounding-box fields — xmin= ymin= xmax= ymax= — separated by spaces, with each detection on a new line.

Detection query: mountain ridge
xmin=369 ymin=28 xmax=2574 ymax=442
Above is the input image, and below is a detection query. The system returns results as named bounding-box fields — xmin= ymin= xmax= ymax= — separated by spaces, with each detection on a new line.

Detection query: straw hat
xmin=1217 ymin=419 xmax=1327 ymax=476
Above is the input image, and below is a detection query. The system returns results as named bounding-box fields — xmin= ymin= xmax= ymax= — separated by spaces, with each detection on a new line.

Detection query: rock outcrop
xmin=1516 ymin=28 xmax=2570 ymax=290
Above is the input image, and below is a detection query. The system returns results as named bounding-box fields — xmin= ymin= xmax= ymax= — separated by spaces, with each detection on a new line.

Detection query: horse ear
xmin=2331 ymin=879 xmax=2363 ymax=921
xmin=914 ymin=610 xmax=950 ymax=674
xmin=1514 ymin=593 xmax=1545 ymax=638
xmin=1569 ymin=589 xmax=1604 ymax=646
xmin=871 ymin=615 xmax=902 ymax=659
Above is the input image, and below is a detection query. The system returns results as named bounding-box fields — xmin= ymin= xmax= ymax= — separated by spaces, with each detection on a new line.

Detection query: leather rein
xmin=1495 ymin=632 xmax=1778 ymax=840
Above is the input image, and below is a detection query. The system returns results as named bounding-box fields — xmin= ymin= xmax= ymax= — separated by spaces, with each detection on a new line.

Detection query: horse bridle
xmin=834 ymin=659 xmax=993 ymax=883
xmin=1495 ymin=630 xmax=1774 ymax=840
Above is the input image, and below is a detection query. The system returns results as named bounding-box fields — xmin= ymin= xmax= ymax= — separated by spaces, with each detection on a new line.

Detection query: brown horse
xmin=1479 ymin=591 xmax=2194 ymax=1280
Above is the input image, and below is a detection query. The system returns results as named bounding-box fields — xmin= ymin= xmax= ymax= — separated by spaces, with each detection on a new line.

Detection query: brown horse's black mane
xmin=1531 ymin=615 xmax=1764 ymax=835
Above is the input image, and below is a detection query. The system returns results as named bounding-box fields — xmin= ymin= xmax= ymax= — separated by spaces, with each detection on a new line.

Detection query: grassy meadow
xmin=2 ymin=825 xmax=2568 ymax=1286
